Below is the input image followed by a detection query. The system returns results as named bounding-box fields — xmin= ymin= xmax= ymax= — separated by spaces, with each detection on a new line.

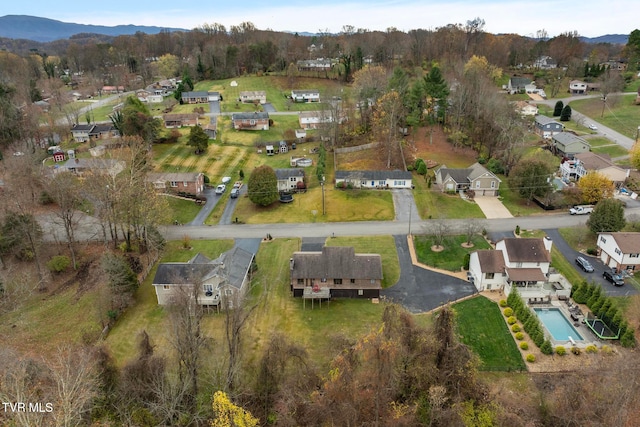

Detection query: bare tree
xmin=424 ymin=218 xmax=451 ymax=249
xmin=462 ymin=219 xmax=483 ymax=246
xmin=223 ymin=284 xmax=257 ymax=393
xmin=47 ymin=172 xmax=82 ymax=269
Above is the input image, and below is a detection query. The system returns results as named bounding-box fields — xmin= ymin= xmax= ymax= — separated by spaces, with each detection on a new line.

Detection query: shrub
xmin=515 ymin=332 xmax=524 ymax=340
xmin=601 ymin=345 xmax=613 ymax=355
xmin=515 ymin=225 xmax=520 ymax=235
xmin=555 ymin=346 xmax=567 ymax=356
xmin=586 ymin=247 xmax=597 ymax=256
xmin=519 ymin=342 xmax=529 ymax=350
xmin=499 ymin=299 xmax=508 ymax=307
xmin=571 ymin=346 xmax=581 ymax=355
xmin=503 ymin=307 xmax=513 ymax=317
xmin=511 ymin=324 xmax=521 ymax=333
xmin=526 ymin=354 xmax=536 ymax=363
xmin=585 ymin=344 xmax=598 ymax=354
xmin=532 ymin=331 xmax=545 ymax=348
xmin=507 ymin=316 xmax=517 ymax=325
xmin=46 ymin=255 xmax=71 ymax=273
xmin=540 ymin=340 xmax=553 ymax=355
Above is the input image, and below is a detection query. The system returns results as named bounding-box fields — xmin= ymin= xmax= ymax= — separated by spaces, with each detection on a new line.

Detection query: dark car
xmin=603 ymin=270 xmax=624 ymax=286
xmin=230 ymin=188 xmax=240 ymax=199
xmin=575 ymin=256 xmax=594 ymax=273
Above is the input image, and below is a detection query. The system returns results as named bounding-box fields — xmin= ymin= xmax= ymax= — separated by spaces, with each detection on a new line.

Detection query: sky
xmin=3 ymin=0 xmax=637 ymax=39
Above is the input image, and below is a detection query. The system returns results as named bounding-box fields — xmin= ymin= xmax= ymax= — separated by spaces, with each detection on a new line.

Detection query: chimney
xmin=289 ymin=258 xmax=294 ymax=270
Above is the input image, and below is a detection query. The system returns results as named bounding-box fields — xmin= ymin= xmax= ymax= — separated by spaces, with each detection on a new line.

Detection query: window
xmin=350 ymin=279 xmax=355 ymax=284
xmin=475 ymin=181 xmax=480 ymax=188
xmin=615 ymin=248 xmax=622 ymax=255
xmin=371 ymin=279 xmax=375 ymax=284
xmin=298 ymin=279 xmax=304 ymax=285
xmin=485 ymin=272 xmax=495 ymax=279
xmin=203 ymin=284 xmax=213 ymax=293
xmin=290 ymin=177 xmax=297 ymax=182
xmin=321 ymin=278 xmax=327 ymax=283
xmin=170 ymin=181 xmax=178 ymax=187
xmin=491 ymin=181 xmax=495 ymax=189
xmin=334 ymin=279 xmax=342 ymax=285
xmin=250 ymin=119 xmax=256 ymax=126
xmin=163 ymin=285 xmax=170 ymax=290
xmin=630 ymin=253 xmax=639 ymax=258
xmin=600 ymin=236 xmax=607 ymax=244
xmin=183 ymin=181 xmax=188 ymax=187
xmin=516 ymin=262 xmax=523 ymax=268
xmin=361 ymin=180 xmax=367 ymax=186
xmin=358 ymin=289 xmax=364 ymax=296
xmin=225 ymin=289 xmax=233 ymax=296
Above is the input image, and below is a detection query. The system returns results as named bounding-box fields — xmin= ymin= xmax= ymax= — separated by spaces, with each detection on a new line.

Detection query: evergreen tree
xmin=423 ymin=65 xmax=449 ymax=123
xmin=587 ymin=198 xmax=626 ymax=234
xmin=187 ymin=125 xmax=209 ymax=154
xmin=553 ymin=100 xmax=564 ymax=116
xmin=559 ymin=105 xmax=572 ymax=121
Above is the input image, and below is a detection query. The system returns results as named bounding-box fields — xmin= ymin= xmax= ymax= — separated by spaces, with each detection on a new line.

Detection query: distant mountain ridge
xmin=0 ymin=15 xmax=630 ymax=45
xmin=0 ymin=15 xmax=189 ymax=42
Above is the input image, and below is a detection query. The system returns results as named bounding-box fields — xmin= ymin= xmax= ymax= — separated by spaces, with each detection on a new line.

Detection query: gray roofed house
xmin=552 ymin=132 xmax=590 ymax=158
xmin=534 ymin=115 xmax=564 ymax=139
xmin=152 ymin=247 xmax=255 ymax=308
xmin=334 ymin=170 xmax=412 ymax=189
xmin=146 ymin=171 xmax=205 ymax=196
xmin=275 ymin=168 xmax=305 ymax=192
xmin=507 ymin=76 xmax=532 ymax=94
xmin=434 ymin=163 xmax=501 ymax=196
xmin=61 ymin=158 xmax=125 ymax=177
xmin=231 ymin=112 xmax=270 ymax=130
xmin=181 ymin=91 xmax=220 ymax=104
xmin=289 ymin=246 xmax=382 ymax=299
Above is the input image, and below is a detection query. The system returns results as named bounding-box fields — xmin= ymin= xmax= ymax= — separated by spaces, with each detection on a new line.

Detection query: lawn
xmin=326 ymin=235 xmax=400 ymax=288
xmin=218 ymin=114 xmax=304 ymax=146
xmin=570 ymin=94 xmax=640 ymax=140
xmin=452 ymin=296 xmax=526 ymax=371
xmin=413 ymin=173 xmax=485 ymax=219
xmin=557 ymin=226 xmax=597 ymax=253
xmin=164 ymin=195 xmax=203 ymax=225
xmin=590 ymin=143 xmax=629 ymax=158
xmin=413 ymin=234 xmax=492 ymax=271
xmin=497 ymin=176 xmax=548 ymax=217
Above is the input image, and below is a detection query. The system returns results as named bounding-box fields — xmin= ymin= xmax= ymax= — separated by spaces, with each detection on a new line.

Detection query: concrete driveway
xmin=474 ymin=196 xmax=513 ymax=219
xmin=382 ymin=235 xmax=477 ymax=313
xmin=391 ymin=189 xmax=420 ymax=222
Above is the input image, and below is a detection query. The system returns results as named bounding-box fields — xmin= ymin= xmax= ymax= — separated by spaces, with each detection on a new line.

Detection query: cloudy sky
xmin=3 ymin=0 xmax=637 ymax=38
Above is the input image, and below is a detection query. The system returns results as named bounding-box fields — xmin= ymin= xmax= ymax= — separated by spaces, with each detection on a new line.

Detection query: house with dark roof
xmin=289 ymin=246 xmax=382 ymax=299
xmin=61 ymin=158 xmax=125 ymax=177
xmin=70 ymin=124 xmax=119 ymax=142
xmin=434 ymin=162 xmax=501 ymax=196
xmin=552 ymin=132 xmax=590 ymax=158
xmin=506 ymin=76 xmax=532 ymax=94
xmin=275 ymin=168 xmax=305 ymax=192
xmin=468 ymin=237 xmax=555 ymax=295
xmin=291 ymin=89 xmax=320 ymax=103
xmin=534 ymin=115 xmax=564 ymax=139
xmin=152 ymin=247 xmax=255 ymax=308
xmin=163 ymin=113 xmax=199 ymax=128
xmin=180 ymin=91 xmax=220 ymax=104
xmin=146 ymin=172 xmax=205 ymax=197
xmin=597 ymin=232 xmax=640 ymax=273
xmin=231 ymin=112 xmax=270 ymax=130
xmin=334 ymin=170 xmax=412 ymax=189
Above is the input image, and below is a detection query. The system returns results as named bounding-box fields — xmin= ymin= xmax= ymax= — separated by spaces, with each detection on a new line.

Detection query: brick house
xmin=146 ymin=172 xmax=205 ymax=197
xmin=231 ymin=112 xmax=269 ymax=130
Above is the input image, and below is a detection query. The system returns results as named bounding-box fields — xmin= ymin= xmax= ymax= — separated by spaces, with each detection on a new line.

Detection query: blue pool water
xmin=534 ymin=308 xmax=584 ymax=341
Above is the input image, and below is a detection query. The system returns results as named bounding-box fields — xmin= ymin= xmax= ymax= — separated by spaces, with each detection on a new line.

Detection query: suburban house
xmin=152 ymin=247 xmax=255 ymax=308
xmin=70 ymin=124 xmax=119 ymax=143
xmin=61 ymin=158 xmax=125 ymax=177
xmin=434 ymin=162 xmax=501 ymax=196
xmin=506 ymin=76 xmax=531 ymax=94
xmin=163 ymin=113 xmax=199 ymax=128
xmin=334 ymin=170 xmax=413 ymax=189
xmin=551 ymin=132 xmax=591 ymax=158
xmin=181 ymin=91 xmax=220 ymax=104
xmin=469 ymin=237 xmax=555 ymax=294
xmin=296 ymin=59 xmax=334 ymax=72
xmin=532 ymin=56 xmax=557 ymax=69
xmin=101 ymin=85 xmax=125 ymax=94
xmin=299 ymin=111 xmax=332 ymax=129
xmin=238 ymin=90 xmax=267 ymax=104
xmin=275 ymin=168 xmax=305 ymax=192
xmin=597 ymin=232 xmax=640 ymax=272
xmin=514 ymin=101 xmax=538 ymax=116
xmin=231 ymin=112 xmax=270 ymax=130
xmin=289 ymin=246 xmax=382 ymax=299
xmin=203 ymin=117 xmax=217 ymax=139
xmin=52 ymin=150 xmax=66 ymax=162
xmin=569 ymin=80 xmax=588 ymax=95
xmin=534 ymin=115 xmax=564 ymax=139
xmin=560 ymin=151 xmax=630 ymax=184
xmin=291 ymin=89 xmax=320 ymax=103
xmin=146 ymin=172 xmax=205 ymax=197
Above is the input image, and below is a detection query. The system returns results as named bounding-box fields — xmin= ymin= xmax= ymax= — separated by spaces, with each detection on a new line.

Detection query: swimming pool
xmin=534 ymin=308 xmax=584 ymax=341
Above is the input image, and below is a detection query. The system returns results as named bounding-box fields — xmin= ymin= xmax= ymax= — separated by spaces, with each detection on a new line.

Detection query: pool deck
xmin=532 ymin=299 xmax=600 ymax=348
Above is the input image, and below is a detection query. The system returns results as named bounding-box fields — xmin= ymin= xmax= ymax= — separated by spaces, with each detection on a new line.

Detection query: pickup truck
xmin=569 ymin=205 xmax=593 ymax=215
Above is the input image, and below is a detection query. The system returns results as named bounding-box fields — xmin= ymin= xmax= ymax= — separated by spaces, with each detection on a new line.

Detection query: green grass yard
xmin=413 ymin=234 xmax=492 ymax=271
xmin=453 ymin=296 xmax=526 ymax=371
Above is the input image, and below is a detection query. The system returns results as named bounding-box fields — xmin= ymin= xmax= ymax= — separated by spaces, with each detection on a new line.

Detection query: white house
xmin=334 ymin=170 xmax=412 ymax=189
xmin=275 ymin=168 xmax=305 ymax=192
xmin=560 ymin=152 xmax=630 ymax=184
xmin=468 ymin=237 xmax=553 ymax=294
xmin=239 ymin=90 xmax=266 ymax=104
xmin=569 ymin=80 xmax=588 ymax=94
xmin=152 ymin=247 xmax=254 ymax=309
xmin=299 ymin=111 xmax=332 ymax=129
xmin=597 ymin=232 xmax=640 ymax=272
xmin=291 ymin=89 xmax=320 ymax=103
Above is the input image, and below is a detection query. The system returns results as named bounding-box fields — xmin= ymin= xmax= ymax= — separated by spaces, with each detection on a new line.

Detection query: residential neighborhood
xmin=1 ymin=13 xmax=640 ymax=427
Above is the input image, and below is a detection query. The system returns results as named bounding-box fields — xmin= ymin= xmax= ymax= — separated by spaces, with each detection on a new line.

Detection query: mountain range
xmin=0 ymin=15 xmax=630 ymax=45
xmin=0 ymin=15 xmax=188 ymax=42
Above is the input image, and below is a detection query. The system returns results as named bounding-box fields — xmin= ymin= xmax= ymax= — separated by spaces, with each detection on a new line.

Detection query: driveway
xmin=382 ymin=235 xmax=477 ymax=313
xmin=219 ymin=185 xmax=247 ymax=225
xmin=391 ymin=189 xmax=420 ymax=222
xmin=543 ymin=229 xmax=639 ymax=297
xmin=474 ymin=196 xmax=513 ymax=219
xmin=262 ymin=103 xmax=277 ymax=113
xmin=189 ymin=187 xmax=221 ymax=226
xmin=209 ymin=101 xmax=221 ymax=115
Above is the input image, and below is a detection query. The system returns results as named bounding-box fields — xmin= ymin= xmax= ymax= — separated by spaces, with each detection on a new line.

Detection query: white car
xmin=215 ymin=184 xmax=226 ymax=194
xmin=588 ymin=123 xmax=598 ymax=131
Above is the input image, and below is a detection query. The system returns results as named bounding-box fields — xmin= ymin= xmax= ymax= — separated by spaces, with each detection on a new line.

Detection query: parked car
xmin=215 ymin=184 xmax=226 ymax=195
xmin=569 ymin=205 xmax=593 ymax=215
xmin=603 ymin=270 xmax=624 ymax=286
xmin=575 ymin=256 xmax=594 ymax=272
xmin=588 ymin=123 xmax=598 ymax=131
xmin=230 ymin=188 xmax=240 ymax=198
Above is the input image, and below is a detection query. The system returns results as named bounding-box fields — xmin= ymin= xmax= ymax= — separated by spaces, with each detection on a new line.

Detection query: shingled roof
xmin=476 ymin=250 xmax=505 ymax=273
xmin=291 ymin=246 xmax=382 ymax=280
xmin=606 ymin=232 xmax=640 ymax=254
xmin=501 ymin=238 xmax=551 ymax=263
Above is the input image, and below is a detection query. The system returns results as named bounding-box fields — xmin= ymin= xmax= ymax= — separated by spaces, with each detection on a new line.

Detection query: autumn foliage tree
xmin=247 ymin=165 xmax=278 ymax=206
xmin=577 ymin=171 xmax=614 ymax=204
